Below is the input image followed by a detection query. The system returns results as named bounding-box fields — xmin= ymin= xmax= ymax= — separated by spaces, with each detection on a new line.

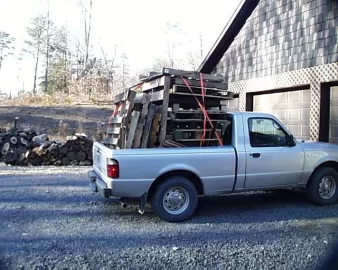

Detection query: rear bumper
xmin=88 ymin=170 xmax=112 ymax=198
xmin=88 ymin=170 xmax=153 ymax=198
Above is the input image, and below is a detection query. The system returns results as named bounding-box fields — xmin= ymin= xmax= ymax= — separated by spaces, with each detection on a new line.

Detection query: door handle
xmin=250 ymin=153 xmax=260 ymax=158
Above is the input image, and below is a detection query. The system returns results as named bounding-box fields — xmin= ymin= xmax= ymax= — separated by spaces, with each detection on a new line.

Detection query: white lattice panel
xmin=228 ymin=63 xmax=338 ymax=140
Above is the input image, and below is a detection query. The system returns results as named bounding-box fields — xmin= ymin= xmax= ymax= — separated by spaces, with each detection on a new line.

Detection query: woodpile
xmin=104 ymin=68 xmax=234 ymax=149
xmin=0 ymin=127 xmax=93 ymax=166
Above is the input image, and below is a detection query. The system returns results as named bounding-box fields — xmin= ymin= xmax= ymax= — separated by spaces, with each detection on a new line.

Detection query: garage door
xmin=253 ymin=90 xmax=311 ymax=141
xmin=329 ymin=86 xmax=338 ymax=144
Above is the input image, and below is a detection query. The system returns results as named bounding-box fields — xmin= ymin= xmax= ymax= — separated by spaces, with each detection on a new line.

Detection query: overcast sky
xmin=0 ymin=0 xmax=241 ymax=96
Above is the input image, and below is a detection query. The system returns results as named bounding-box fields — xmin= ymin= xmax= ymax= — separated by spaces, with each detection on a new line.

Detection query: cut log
xmin=17 ymin=146 xmax=27 ymax=156
xmin=77 ymin=138 xmax=86 ymax=145
xmin=62 ymin=158 xmax=69 ymax=166
xmin=66 ymin=140 xmax=76 ymax=147
xmin=54 ymin=160 xmax=62 ymax=166
xmin=50 ymin=148 xmax=59 ymax=157
xmin=32 ymin=134 xmax=48 ymax=145
xmin=47 ymin=143 xmax=57 ymax=152
xmin=70 ymin=160 xmax=79 ymax=166
xmin=70 ymin=145 xmax=80 ymax=152
xmin=54 ymin=139 xmax=61 ymax=144
xmin=38 ymin=141 xmax=51 ymax=152
xmin=1 ymin=143 xmax=10 ymax=155
xmin=4 ymin=150 xmax=18 ymax=165
xmin=76 ymin=151 xmax=86 ymax=161
xmin=84 ymin=140 xmax=93 ymax=148
xmin=67 ymin=152 xmax=76 ymax=161
xmin=79 ymin=160 xmax=92 ymax=166
xmin=59 ymin=145 xmax=69 ymax=156
xmin=10 ymin=136 xmax=17 ymax=145
xmin=87 ymin=151 xmax=93 ymax=161
xmin=18 ymin=154 xmax=25 ymax=163
xmin=20 ymin=137 xmax=28 ymax=146
xmin=80 ymin=144 xmax=89 ymax=152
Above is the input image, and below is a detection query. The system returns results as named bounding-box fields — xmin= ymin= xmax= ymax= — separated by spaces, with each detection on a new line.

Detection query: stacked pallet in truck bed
xmin=167 ymin=108 xmax=230 ymax=147
xmin=104 ymin=68 xmax=234 ymax=149
xmin=104 ymin=90 xmax=136 ymax=149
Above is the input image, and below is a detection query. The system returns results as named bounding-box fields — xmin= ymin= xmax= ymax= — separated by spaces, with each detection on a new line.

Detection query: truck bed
xmin=92 ymin=142 xmax=237 ymax=197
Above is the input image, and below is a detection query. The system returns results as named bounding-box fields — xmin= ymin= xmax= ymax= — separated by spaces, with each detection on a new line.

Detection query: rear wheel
xmin=151 ymin=176 xmax=198 ymax=222
xmin=306 ymin=167 xmax=338 ymax=206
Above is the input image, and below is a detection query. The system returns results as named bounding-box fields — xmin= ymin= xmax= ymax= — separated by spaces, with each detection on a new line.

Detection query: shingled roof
xmin=197 ymin=0 xmax=260 ymax=74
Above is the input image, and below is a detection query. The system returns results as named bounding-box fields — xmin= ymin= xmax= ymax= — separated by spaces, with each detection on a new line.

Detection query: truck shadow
xmin=112 ymin=190 xmax=338 ymax=225
xmin=190 ymin=190 xmax=338 ymax=224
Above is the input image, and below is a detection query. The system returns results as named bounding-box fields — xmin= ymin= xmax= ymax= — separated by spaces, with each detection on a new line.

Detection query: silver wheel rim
xmin=163 ymin=187 xmax=190 ymax=215
xmin=319 ymin=176 xmax=336 ymax=199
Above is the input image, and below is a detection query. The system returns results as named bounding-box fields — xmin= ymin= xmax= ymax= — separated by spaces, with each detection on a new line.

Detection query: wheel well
xmin=307 ymin=161 xmax=338 ymax=186
xmin=147 ymin=170 xmax=204 ymax=200
xmin=314 ymin=161 xmax=338 ymax=173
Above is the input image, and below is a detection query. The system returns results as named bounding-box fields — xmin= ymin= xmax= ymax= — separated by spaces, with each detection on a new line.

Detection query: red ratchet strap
xmin=199 ymin=73 xmax=207 ymax=146
xmin=107 ymin=81 xmax=146 ymax=126
xmin=132 ymin=81 xmax=145 ymax=91
xmin=108 ymin=102 xmax=122 ymax=125
xmin=181 ymin=77 xmax=223 ymax=146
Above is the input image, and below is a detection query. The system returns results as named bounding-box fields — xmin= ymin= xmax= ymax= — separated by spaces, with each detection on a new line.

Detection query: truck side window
xmin=248 ymin=118 xmax=288 ymax=147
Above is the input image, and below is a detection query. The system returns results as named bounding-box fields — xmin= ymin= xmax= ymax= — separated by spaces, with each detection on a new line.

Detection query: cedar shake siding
xmin=213 ymin=0 xmax=338 ymax=83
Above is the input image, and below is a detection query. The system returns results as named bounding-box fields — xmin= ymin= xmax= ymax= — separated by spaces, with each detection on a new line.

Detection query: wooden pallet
xmin=107 ymin=68 xmax=235 ymax=149
xmin=104 ymin=90 xmax=136 ymax=149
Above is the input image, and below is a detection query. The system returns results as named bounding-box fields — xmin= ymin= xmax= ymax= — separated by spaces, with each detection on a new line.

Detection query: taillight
xmin=107 ymin=158 xmax=119 ymax=178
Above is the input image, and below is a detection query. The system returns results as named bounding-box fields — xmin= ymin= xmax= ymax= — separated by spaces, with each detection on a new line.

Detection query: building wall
xmin=214 ymin=0 xmax=338 ymax=83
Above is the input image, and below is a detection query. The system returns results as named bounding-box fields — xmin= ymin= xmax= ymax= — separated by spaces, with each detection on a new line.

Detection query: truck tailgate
xmin=92 ymin=142 xmax=115 ymax=182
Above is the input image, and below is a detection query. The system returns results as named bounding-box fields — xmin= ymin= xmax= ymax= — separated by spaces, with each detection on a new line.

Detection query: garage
xmin=329 ymin=86 xmax=338 ymax=144
xmin=253 ymin=89 xmax=311 ymax=141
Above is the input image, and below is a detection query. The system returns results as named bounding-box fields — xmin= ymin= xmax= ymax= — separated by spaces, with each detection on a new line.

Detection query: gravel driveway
xmin=1 ymin=165 xmax=338 ymax=270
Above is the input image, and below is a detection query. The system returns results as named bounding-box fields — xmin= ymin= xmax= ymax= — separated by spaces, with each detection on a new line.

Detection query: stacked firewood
xmin=0 ymin=128 xmax=93 ymax=166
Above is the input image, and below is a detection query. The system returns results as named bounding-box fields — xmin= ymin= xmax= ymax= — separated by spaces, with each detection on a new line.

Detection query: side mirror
xmin=287 ymin=134 xmax=296 ymax=147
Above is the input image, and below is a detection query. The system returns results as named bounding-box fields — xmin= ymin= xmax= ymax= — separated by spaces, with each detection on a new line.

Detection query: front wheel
xmin=151 ymin=176 xmax=198 ymax=222
xmin=306 ymin=167 xmax=338 ymax=206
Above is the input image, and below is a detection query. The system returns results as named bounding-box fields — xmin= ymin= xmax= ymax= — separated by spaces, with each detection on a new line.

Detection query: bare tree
xmin=0 ymin=31 xmax=15 ymax=72
xmin=186 ymin=32 xmax=204 ymax=71
xmin=187 ymin=51 xmax=199 ymax=71
xmin=48 ymin=25 xmax=72 ymax=94
xmin=24 ymin=15 xmax=47 ymax=94
xmin=164 ymin=22 xmax=190 ymax=70
xmin=44 ymin=0 xmax=51 ymax=93
xmin=78 ymin=0 xmax=93 ymax=68
xmin=152 ymin=58 xmax=171 ymax=72
xmin=199 ymin=31 xmax=203 ymax=61
xmin=101 ymin=44 xmax=118 ymax=95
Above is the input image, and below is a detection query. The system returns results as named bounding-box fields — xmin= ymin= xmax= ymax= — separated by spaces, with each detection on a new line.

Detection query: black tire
xmin=306 ymin=167 xmax=338 ymax=206
xmin=151 ymin=176 xmax=198 ymax=222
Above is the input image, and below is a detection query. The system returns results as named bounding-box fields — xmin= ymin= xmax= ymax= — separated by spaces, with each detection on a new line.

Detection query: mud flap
xmin=138 ymin=192 xmax=148 ymax=215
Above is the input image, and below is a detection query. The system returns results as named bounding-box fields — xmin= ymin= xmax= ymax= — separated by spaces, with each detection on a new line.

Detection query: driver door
xmin=244 ymin=116 xmax=305 ymax=189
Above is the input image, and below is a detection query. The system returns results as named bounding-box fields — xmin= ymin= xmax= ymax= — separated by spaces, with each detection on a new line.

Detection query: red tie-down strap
xmin=107 ymin=81 xmax=145 ymax=126
xmin=199 ymin=73 xmax=207 ymax=146
xmin=108 ymin=102 xmax=123 ymax=126
xmin=181 ymin=77 xmax=224 ymax=147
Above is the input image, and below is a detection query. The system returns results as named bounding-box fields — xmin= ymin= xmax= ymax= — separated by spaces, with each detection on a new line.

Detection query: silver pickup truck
xmin=88 ymin=112 xmax=338 ymax=222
